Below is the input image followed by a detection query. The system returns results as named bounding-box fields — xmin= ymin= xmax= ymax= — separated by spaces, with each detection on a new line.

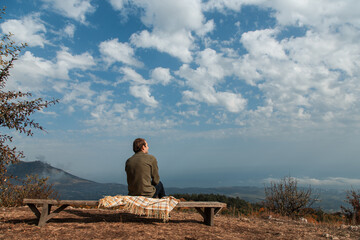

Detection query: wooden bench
xmin=23 ymin=198 xmax=226 ymax=227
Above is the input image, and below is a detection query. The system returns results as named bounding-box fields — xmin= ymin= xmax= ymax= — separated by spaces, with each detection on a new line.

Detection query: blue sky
xmin=2 ymin=0 xmax=360 ymax=188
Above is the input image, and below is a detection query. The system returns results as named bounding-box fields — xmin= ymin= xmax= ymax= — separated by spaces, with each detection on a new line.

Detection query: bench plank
xmin=23 ymin=199 xmax=98 ymax=206
xmin=23 ymin=198 xmax=226 ymax=227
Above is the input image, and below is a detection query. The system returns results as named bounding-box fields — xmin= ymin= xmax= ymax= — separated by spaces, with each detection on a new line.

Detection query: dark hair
xmin=133 ymin=138 xmax=146 ymax=153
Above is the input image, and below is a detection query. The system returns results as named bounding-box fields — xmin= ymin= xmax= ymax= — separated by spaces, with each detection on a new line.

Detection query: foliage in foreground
xmin=0 ymin=7 xmax=58 ymax=206
xmin=0 ymin=174 xmax=58 ymax=207
xmin=341 ymin=189 xmax=360 ymax=225
xmin=264 ymin=176 xmax=316 ymax=217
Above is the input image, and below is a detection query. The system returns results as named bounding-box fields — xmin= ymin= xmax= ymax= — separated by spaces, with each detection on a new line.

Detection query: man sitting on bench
xmin=125 ymin=138 xmax=166 ymax=198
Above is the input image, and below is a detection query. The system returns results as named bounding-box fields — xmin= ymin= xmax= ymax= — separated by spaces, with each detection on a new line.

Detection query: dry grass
xmin=1 ymin=206 xmax=360 ymax=239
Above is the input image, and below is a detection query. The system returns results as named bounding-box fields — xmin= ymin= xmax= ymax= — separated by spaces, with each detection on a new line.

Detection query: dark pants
xmin=152 ymin=181 xmax=166 ymax=198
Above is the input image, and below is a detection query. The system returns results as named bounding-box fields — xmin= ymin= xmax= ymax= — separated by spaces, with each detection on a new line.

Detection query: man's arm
xmin=151 ymin=157 xmax=160 ymax=186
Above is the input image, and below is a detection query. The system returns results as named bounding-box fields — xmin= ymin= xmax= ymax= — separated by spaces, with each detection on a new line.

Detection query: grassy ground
xmin=1 ymin=206 xmax=360 ymax=239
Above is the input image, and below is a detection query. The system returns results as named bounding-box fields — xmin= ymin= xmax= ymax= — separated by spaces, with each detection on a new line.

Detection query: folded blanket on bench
xmin=98 ymin=195 xmax=179 ymax=221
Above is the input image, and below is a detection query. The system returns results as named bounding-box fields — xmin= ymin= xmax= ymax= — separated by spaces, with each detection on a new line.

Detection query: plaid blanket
xmin=98 ymin=195 xmax=179 ymax=221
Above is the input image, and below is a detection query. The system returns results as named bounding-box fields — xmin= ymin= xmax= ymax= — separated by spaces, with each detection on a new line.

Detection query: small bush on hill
xmin=264 ymin=176 xmax=316 ymax=217
xmin=341 ymin=189 xmax=360 ymax=225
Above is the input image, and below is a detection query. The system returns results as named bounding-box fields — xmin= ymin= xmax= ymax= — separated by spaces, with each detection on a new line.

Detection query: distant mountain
xmin=8 ymin=161 xmax=348 ymax=212
xmin=8 ymin=161 xmax=128 ymax=200
xmin=7 ymin=160 xmax=93 ymax=185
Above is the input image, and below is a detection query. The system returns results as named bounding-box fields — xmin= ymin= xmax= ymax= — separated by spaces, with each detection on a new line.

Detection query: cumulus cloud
xmin=199 ymin=0 xmax=360 ymax=130
xmin=41 ymin=0 xmax=95 ymax=24
xmin=8 ymin=49 xmax=95 ymax=93
xmin=56 ymin=48 xmax=96 ymax=75
xmin=119 ymin=67 xmax=148 ymax=85
xmin=235 ymin=25 xmax=359 ymax=126
xmin=150 ymin=67 xmax=172 ymax=85
xmin=202 ymin=0 xmax=261 ymax=12
xmin=0 ymin=14 xmax=47 ymax=47
xmin=63 ymin=81 xmax=95 ymax=106
xmin=118 ymin=66 xmax=173 ymax=107
xmin=130 ymin=29 xmax=194 ymax=63
xmin=203 ymin=0 xmax=360 ymax=31
xmin=99 ymin=38 xmax=143 ymax=67
xmin=183 ymin=90 xmax=246 ymax=113
xmin=176 ymin=48 xmax=247 ymax=113
xmin=240 ymin=29 xmax=286 ymax=59
xmin=177 ymin=0 xmax=360 ymax=123
xmin=64 ymin=23 xmax=76 ymax=38
xmin=265 ymin=0 xmax=360 ymax=29
xmin=108 ymin=0 xmax=129 ymax=10
xmin=7 ymin=51 xmax=55 ymax=92
xmin=128 ymin=0 xmax=214 ymax=62
xmin=129 ymin=85 xmax=158 ymax=107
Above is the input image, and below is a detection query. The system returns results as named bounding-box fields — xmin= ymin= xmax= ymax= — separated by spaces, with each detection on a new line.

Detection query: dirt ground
xmin=1 ymin=206 xmax=360 ymax=240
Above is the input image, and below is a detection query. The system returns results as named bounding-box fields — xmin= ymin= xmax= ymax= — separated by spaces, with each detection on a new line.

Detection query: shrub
xmin=341 ymin=189 xmax=360 ymax=225
xmin=0 ymin=174 xmax=57 ymax=207
xmin=264 ymin=176 xmax=316 ymax=217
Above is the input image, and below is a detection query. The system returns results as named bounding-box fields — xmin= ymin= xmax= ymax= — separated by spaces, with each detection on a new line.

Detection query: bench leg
xmin=38 ymin=204 xmax=51 ymax=227
xmin=27 ymin=204 xmax=41 ymax=219
xmin=26 ymin=203 xmax=69 ymax=227
xmin=194 ymin=207 xmax=222 ymax=226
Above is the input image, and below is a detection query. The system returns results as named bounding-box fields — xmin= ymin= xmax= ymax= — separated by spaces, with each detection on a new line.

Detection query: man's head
xmin=133 ymin=138 xmax=149 ymax=153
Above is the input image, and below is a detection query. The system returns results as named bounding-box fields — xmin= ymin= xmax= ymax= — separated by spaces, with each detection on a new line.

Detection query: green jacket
xmin=125 ymin=152 xmax=160 ymax=197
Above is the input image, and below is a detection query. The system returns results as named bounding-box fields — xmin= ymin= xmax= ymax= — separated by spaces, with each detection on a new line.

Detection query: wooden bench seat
xmin=23 ymin=198 xmax=226 ymax=227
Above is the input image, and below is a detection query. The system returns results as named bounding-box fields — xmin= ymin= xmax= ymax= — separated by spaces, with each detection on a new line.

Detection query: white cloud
xmin=99 ymin=38 xmax=143 ymax=67
xmin=203 ymin=0 xmax=360 ymax=31
xmin=0 ymin=14 xmax=47 ymax=47
xmin=283 ymin=29 xmax=360 ymax=77
xmin=108 ymin=0 xmax=129 ymax=10
xmin=64 ymin=23 xmax=76 ymax=38
xmin=202 ymin=0 xmax=265 ymax=12
xmin=63 ymin=81 xmax=95 ymax=106
xmin=130 ymin=29 xmax=194 ymax=63
xmin=129 ymin=85 xmax=158 ymax=107
xmin=120 ymin=66 xmax=172 ymax=86
xmin=118 ymin=67 xmax=173 ymax=107
xmin=150 ymin=67 xmax=172 ymax=85
xmin=129 ymin=0 xmax=214 ymax=62
xmin=41 ymin=0 xmax=95 ymax=24
xmin=203 ymin=1 xmax=358 ymax=131
xmin=96 ymin=90 xmax=113 ymax=104
xmin=56 ymin=48 xmax=96 ymax=76
xmin=135 ymin=0 xmax=207 ymax=33
xmin=265 ymin=176 xmax=360 ymax=187
xmin=183 ymin=90 xmax=246 ymax=113
xmin=176 ymin=48 xmax=247 ymax=113
xmin=8 ymin=49 xmax=95 ymax=93
xmin=119 ymin=67 xmax=148 ymax=85
xmin=236 ymin=26 xmax=359 ymax=125
xmin=240 ymin=29 xmax=287 ymax=59
xmin=8 ymin=51 xmax=57 ymax=92
xmin=265 ymin=0 xmax=360 ymax=29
